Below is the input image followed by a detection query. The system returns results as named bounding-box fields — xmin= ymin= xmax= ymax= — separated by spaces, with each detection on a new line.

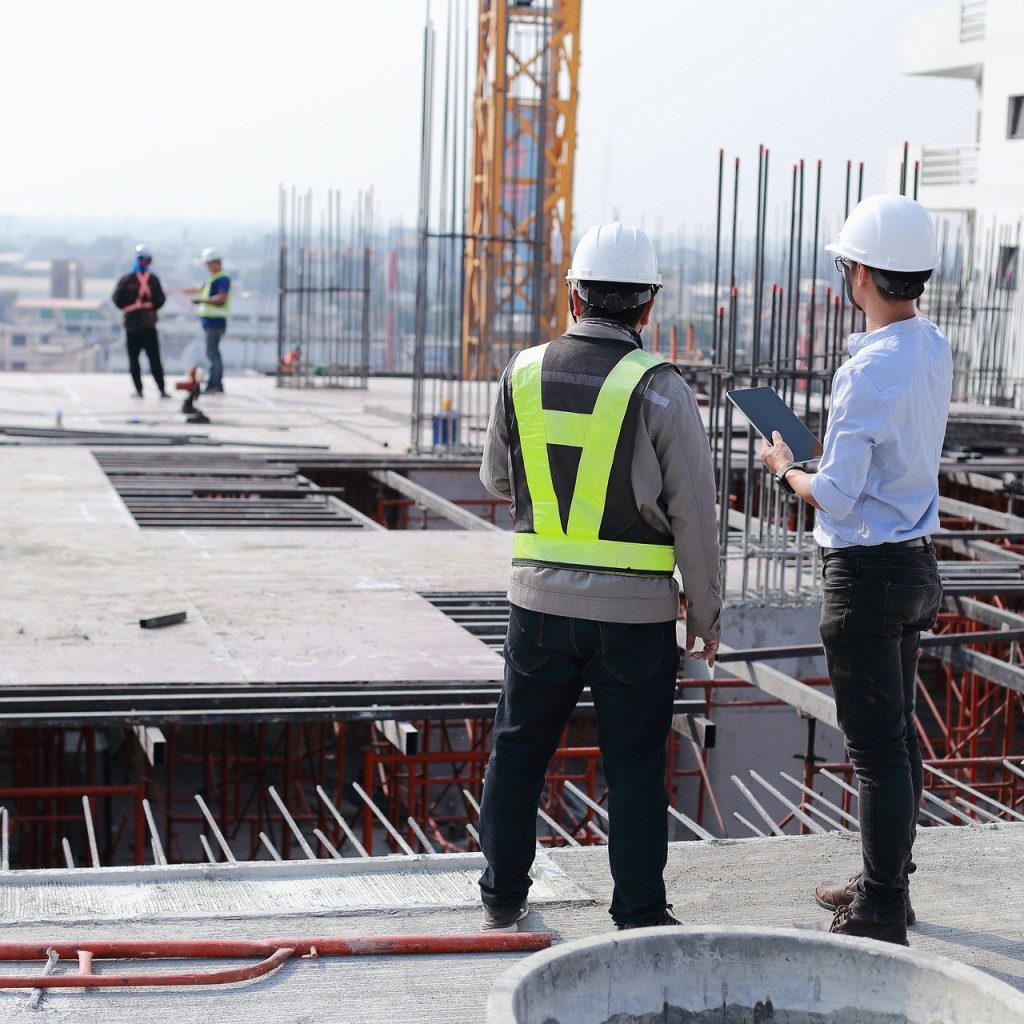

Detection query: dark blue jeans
xmin=478 ymin=605 xmax=679 ymax=926
xmin=204 ymin=323 xmax=226 ymax=390
xmin=819 ymin=542 xmax=942 ymax=923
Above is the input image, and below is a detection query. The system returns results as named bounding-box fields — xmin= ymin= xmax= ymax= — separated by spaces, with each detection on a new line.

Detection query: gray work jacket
xmin=480 ymin=319 xmax=722 ymax=640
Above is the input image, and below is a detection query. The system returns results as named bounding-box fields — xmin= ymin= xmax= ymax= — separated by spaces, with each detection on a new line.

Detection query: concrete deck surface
xmin=2 ymin=371 xmax=1022 ymax=1021
xmin=0 ymin=446 xmax=509 ymax=691
xmin=1 ymin=372 xmax=515 ymax=694
xmin=0 ymin=824 xmax=1019 ymax=1022
xmin=0 ymin=371 xmax=429 ymax=452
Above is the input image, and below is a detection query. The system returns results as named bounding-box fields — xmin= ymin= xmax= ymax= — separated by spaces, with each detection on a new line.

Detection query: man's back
xmin=481 ymin=319 xmax=721 ymax=636
xmin=812 ymin=316 xmax=952 ymax=547
xmin=478 ymin=221 xmax=721 ymax=933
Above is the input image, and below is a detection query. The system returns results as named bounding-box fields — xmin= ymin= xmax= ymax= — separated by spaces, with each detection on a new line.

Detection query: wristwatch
xmin=774 ymin=461 xmax=799 ymax=494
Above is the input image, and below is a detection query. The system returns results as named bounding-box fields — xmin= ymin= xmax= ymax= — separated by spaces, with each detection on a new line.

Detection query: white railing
xmin=960 ymin=0 xmax=987 ymax=43
xmin=920 ymin=143 xmax=980 ymax=188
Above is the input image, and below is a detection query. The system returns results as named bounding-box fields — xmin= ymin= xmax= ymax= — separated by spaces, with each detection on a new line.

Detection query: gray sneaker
xmin=481 ymin=901 xmax=529 ymax=932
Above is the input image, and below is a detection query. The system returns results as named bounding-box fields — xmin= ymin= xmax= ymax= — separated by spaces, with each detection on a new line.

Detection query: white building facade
xmin=0 ymin=299 xmax=120 ymax=373
xmin=898 ymin=0 xmax=1024 ymax=404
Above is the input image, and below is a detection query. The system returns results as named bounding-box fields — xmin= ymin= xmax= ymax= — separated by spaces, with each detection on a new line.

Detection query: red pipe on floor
xmin=0 ymin=932 xmax=552 ymax=989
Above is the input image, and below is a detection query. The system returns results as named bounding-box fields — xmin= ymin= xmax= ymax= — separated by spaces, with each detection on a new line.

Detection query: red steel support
xmin=0 ymin=784 xmax=146 ymax=867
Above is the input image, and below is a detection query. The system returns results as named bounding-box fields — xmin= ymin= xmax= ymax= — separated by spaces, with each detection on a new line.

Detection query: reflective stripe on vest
xmin=121 ymin=272 xmax=154 ymax=315
xmin=510 ymin=342 xmax=675 ymax=575
xmin=198 ymin=272 xmax=230 ymax=319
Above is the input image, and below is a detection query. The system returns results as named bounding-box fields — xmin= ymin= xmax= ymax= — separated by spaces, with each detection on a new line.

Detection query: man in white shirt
xmin=761 ymin=194 xmax=952 ymax=945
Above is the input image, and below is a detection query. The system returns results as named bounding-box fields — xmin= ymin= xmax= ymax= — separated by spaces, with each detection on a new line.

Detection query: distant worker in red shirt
xmin=112 ymin=245 xmax=168 ymax=399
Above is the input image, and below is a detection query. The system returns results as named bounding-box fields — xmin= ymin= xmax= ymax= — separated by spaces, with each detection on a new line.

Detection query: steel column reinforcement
xmin=276 ymin=186 xmax=373 ymax=390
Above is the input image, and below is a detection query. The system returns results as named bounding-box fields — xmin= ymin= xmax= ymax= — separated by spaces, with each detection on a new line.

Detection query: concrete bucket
xmin=487 ymin=925 xmax=1024 ymax=1024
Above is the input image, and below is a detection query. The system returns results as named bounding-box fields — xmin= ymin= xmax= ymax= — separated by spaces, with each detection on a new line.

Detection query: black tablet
xmin=726 ymin=387 xmax=824 ymax=463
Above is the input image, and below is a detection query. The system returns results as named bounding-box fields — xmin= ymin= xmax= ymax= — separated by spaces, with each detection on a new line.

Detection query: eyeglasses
xmin=834 ymin=256 xmax=852 ymax=275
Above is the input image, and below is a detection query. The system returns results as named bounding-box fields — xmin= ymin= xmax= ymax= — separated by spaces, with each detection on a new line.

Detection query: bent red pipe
xmin=0 ymin=932 xmax=551 ymax=989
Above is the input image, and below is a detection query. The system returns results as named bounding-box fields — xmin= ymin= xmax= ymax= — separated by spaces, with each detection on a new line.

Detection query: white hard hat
xmin=135 ymin=244 xmax=152 ymax=259
xmin=825 ymin=194 xmax=937 ymax=272
xmin=566 ymin=222 xmax=663 ymax=287
xmin=200 ymin=247 xmax=221 ymax=263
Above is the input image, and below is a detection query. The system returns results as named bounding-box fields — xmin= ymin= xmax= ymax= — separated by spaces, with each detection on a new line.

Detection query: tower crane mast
xmin=462 ymin=0 xmax=582 ymax=380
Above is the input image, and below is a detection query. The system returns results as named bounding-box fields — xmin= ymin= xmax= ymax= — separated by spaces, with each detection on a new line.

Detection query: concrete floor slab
xmin=0 ymin=825 xmax=1018 ymax=1021
xmin=0 ymin=853 xmax=591 ymax=926
xmin=0 ymin=441 xmax=509 ymax=692
xmin=1 ymin=370 xmax=1021 ymax=1023
xmin=0 ymin=371 xmax=466 ymax=453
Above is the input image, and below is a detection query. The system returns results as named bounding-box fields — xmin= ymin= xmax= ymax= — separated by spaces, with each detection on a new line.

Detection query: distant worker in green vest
xmin=184 ymin=247 xmax=231 ymax=394
xmin=477 ymin=223 xmax=723 ymax=932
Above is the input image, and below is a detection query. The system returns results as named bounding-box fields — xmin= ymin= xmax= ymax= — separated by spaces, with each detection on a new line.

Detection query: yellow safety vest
xmin=510 ymin=342 xmax=676 ymax=575
xmin=198 ymin=272 xmax=230 ymax=320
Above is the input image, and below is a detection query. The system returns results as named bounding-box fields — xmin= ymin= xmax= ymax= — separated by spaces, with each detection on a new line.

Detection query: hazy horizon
xmin=2 ymin=0 xmax=976 ymax=240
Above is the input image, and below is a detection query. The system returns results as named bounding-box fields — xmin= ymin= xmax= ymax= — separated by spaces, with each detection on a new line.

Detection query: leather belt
xmin=822 ymin=536 xmax=931 ymax=555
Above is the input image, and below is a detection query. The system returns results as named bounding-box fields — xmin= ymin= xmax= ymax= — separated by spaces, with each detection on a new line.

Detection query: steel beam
xmin=709 ymin=640 xmax=839 ymax=731
xmin=671 ymin=713 xmax=716 ymax=749
xmin=939 ymin=495 xmax=1024 ymax=531
xmin=0 ymin=697 xmax=704 ymax=727
xmin=928 ymin=644 xmax=1024 ymax=696
xmin=369 ymin=470 xmax=503 ymax=532
xmin=374 ymin=720 xmax=419 ymax=756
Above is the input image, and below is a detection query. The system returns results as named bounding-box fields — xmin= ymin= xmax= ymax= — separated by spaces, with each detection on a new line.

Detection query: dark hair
xmin=870 ymin=267 xmax=932 ymax=302
xmin=576 ymin=279 xmax=654 ymax=327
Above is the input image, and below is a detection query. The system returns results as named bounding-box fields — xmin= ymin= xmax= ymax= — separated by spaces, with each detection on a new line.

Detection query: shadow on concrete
xmin=913 ymin=921 xmax=1024 ymax=990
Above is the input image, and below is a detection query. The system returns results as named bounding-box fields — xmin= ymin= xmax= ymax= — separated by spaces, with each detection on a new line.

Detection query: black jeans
xmin=126 ymin=327 xmax=165 ymax=394
xmin=478 ymin=605 xmax=679 ymax=926
xmin=819 ymin=542 xmax=942 ymax=922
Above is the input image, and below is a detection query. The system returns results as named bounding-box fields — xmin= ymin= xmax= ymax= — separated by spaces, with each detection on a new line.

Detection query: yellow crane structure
xmin=462 ymin=0 xmax=582 ymax=380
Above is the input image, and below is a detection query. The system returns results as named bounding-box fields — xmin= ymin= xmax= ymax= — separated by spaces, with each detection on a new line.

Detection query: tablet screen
xmin=726 ymin=387 xmax=824 ymax=463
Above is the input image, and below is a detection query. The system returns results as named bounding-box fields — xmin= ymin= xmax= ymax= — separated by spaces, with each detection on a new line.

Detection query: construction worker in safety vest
xmin=477 ymin=222 xmax=722 ymax=932
xmin=185 ymin=247 xmax=231 ymax=394
xmin=112 ymin=245 xmax=168 ymax=398
xmin=761 ymin=195 xmax=951 ymax=945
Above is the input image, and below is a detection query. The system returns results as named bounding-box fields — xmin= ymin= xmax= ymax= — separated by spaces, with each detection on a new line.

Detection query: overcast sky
xmin=1 ymin=0 xmax=976 ymax=238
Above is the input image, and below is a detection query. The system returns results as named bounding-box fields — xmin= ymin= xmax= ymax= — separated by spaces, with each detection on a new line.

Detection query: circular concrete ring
xmin=487 ymin=925 xmax=1024 ymax=1024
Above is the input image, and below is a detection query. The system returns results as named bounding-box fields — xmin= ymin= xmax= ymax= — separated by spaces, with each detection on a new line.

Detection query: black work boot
xmin=829 ymin=905 xmax=908 ymax=946
xmin=480 ymin=900 xmax=529 ymax=932
xmin=615 ymin=908 xmax=682 ymax=931
xmin=815 ymin=871 xmax=916 ymax=926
